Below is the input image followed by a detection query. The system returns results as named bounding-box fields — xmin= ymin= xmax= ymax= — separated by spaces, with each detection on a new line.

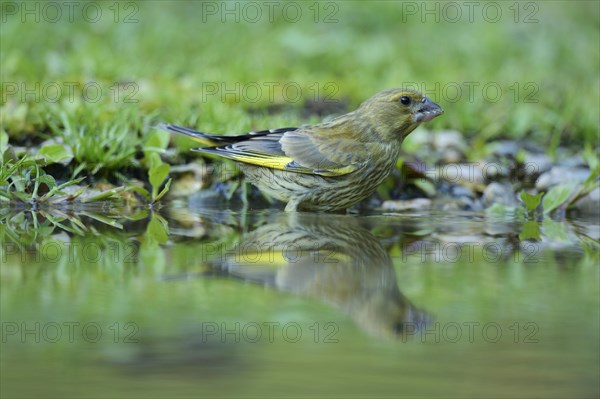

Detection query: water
xmin=1 ymin=205 xmax=598 ymax=398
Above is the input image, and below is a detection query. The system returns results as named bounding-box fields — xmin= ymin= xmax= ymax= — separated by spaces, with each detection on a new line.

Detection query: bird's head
xmin=356 ymin=88 xmax=444 ymax=141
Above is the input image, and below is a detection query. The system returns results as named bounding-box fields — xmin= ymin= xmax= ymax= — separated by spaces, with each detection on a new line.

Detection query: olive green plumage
xmin=162 ymin=88 xmax=443 ymax=211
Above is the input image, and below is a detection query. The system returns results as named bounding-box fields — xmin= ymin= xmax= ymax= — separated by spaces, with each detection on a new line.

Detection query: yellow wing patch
xmin=196 ymin=148 xmax=360 ymax=177
xmin=227 ymin=153 xmax=293 ymax=171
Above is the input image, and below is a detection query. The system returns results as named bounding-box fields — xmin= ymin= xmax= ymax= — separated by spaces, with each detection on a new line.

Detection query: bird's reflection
xmin=213 ymin=212 xmax=429 ymax=340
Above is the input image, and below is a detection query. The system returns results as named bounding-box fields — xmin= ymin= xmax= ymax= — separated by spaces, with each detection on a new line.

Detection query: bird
xmin=161 ymin=88 xmax=443 ymax=212
xmin=164 ymin=211 xmax=430 ymax=340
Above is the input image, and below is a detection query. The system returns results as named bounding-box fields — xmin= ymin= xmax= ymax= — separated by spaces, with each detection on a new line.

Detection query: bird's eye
xmin=421 ymin=97 xmax=427 ymax=103
xmin=400 ymin=96 xmax=411 ymax=105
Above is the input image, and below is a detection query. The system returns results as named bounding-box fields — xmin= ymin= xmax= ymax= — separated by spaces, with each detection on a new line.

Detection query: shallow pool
xmin=1 ymin=206 xmax=598 ymax=398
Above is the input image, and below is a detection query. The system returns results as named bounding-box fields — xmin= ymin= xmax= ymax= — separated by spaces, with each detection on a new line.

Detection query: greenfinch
xmin=162 ymin=88 xmax=443 ymax=211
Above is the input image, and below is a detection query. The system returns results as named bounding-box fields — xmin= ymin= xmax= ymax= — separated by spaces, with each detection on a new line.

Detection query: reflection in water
xmin=2 ymin=206 xmax=599 ymax=396
xmin=212 ymin=213 xmax=429 ymax=340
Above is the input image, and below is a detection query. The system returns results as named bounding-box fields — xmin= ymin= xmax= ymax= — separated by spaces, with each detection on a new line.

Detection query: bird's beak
xmin=415 ymin=97 xmax=444 ymax=123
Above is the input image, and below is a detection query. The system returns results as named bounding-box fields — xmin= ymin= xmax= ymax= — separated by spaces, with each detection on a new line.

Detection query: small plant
xmin=128 ymin=129 xmax=172 ymax=206
xmin=48 ymin=110 xmax=140 ymax=175
xmin=1 ymin=130 xmax=128 ymax=207
xmin=519 ymin=147 xmax=599 ymax=219
xmin=519 ymin=191 xmax=544 ymax=218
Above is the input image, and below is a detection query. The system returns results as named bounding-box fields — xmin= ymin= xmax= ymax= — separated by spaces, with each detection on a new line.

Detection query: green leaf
xmin=147 ymin=152 xmax=160 ymax=169
xmin=582 ymin=143 xmax=599 ymax=172
xmin=144 ymin=129 xmax=170 ymax=152
xmin=41 ymin=177 xmax=86 ymax=202
xmin=81 ymin=186 xmax=127 ymax=203
xmin=37 ymin=174 xmax=56 ymax=188
xmin=564 ymin=177 xmax=600 ymax=211
xmin=64 ymin=186 xmax=86 ymax=202
xmin=147 ymin=215 xmax=169 ymax=244
xmin=152 ymin=178 xmax=172 ymax=203
xmin=79 ymin=211 xmax=124 ymax=229
xmin=542 ymin=219 xmax=570 ymax=242
xmin=412 ymin=179 xmax=436 ymax=197
xmin=126 ymin=208 xmax=150 ymax=221
xmin=519 ymin=220 xmax=541 ymax=241
xmin=581 ymin=177 xmax=600 ymax=196
xmin=542 ymin=183 xmax=578 ymax=214
xmin=149 ymin=162 xmax=170 ymax=200
xmin=519 ymin=190 xmax=543 ymax=213
xmin=38 ymin=144 xmax=72 ymax=165
xmin=485 ymin=203 xmax=525 ymax=220
xmin=0 ymin=155 xmax=27 ymax=183
xmin=10 ymin=191 xmax=31 ymax=202
xmin=42 ymin=211 xmax=86 ymax=236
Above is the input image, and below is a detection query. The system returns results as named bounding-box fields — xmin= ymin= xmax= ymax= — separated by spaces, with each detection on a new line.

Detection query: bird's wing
xmin=279 ymin=126 xmax=372 ymax=176
xmin=163 ymin=123 xmax=316 ymax=173
xmin=197 ymin=125 xmax=371 ymax=177
xmin=197 ymin=133 xmax=297 ymax=172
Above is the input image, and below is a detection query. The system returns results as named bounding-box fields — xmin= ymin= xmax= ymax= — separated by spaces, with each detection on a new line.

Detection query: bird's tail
xmin=158 ymin=123 xmax=235 ymax=147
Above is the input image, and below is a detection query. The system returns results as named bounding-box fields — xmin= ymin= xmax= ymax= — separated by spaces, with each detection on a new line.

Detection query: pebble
xmin=170 ymin=174 xmax=204 ymax=198
xmin=536 ymin=166 xmax=591 ymax=191
xmin=437 ymin=163 xmax=485 ymax=185
xmin=482 ymin=182 xmax=519 ymax=208
xmin=491 ymin=140 xmax=521 ymax=158
xmin=478 ymin=161 xmax=510 ymax=180
xmin=441 ymin=148 xmax=464 ymax=164
xmin=450 ymin=185 xmax=476 ymax=199
xmin=559 ymin=155 xmax=587 ymax=168
xmin=381 ymin=198 xmax=432 ymax=211
xmin=168 ymin=161 xmax=212 ymax=198
xmin=432 ymin=130 xmax=467 ymax=152
xmin=436 ymin=196 xmax=483 ymax=212
xmin=522 ymin=153 xmax=553 ymax=179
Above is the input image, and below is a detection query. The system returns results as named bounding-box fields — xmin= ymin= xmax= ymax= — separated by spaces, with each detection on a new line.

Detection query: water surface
xmin=1 ymin=205 xmax=598 ymax=398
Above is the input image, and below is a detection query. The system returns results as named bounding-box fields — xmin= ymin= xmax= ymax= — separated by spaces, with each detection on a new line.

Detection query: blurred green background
xmin=2 ymin=0 xmax=599 ymax=149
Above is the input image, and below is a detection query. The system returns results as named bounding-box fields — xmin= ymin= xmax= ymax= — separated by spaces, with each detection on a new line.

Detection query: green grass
xmin=0 ymin=1 xmax=598 ymax=198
